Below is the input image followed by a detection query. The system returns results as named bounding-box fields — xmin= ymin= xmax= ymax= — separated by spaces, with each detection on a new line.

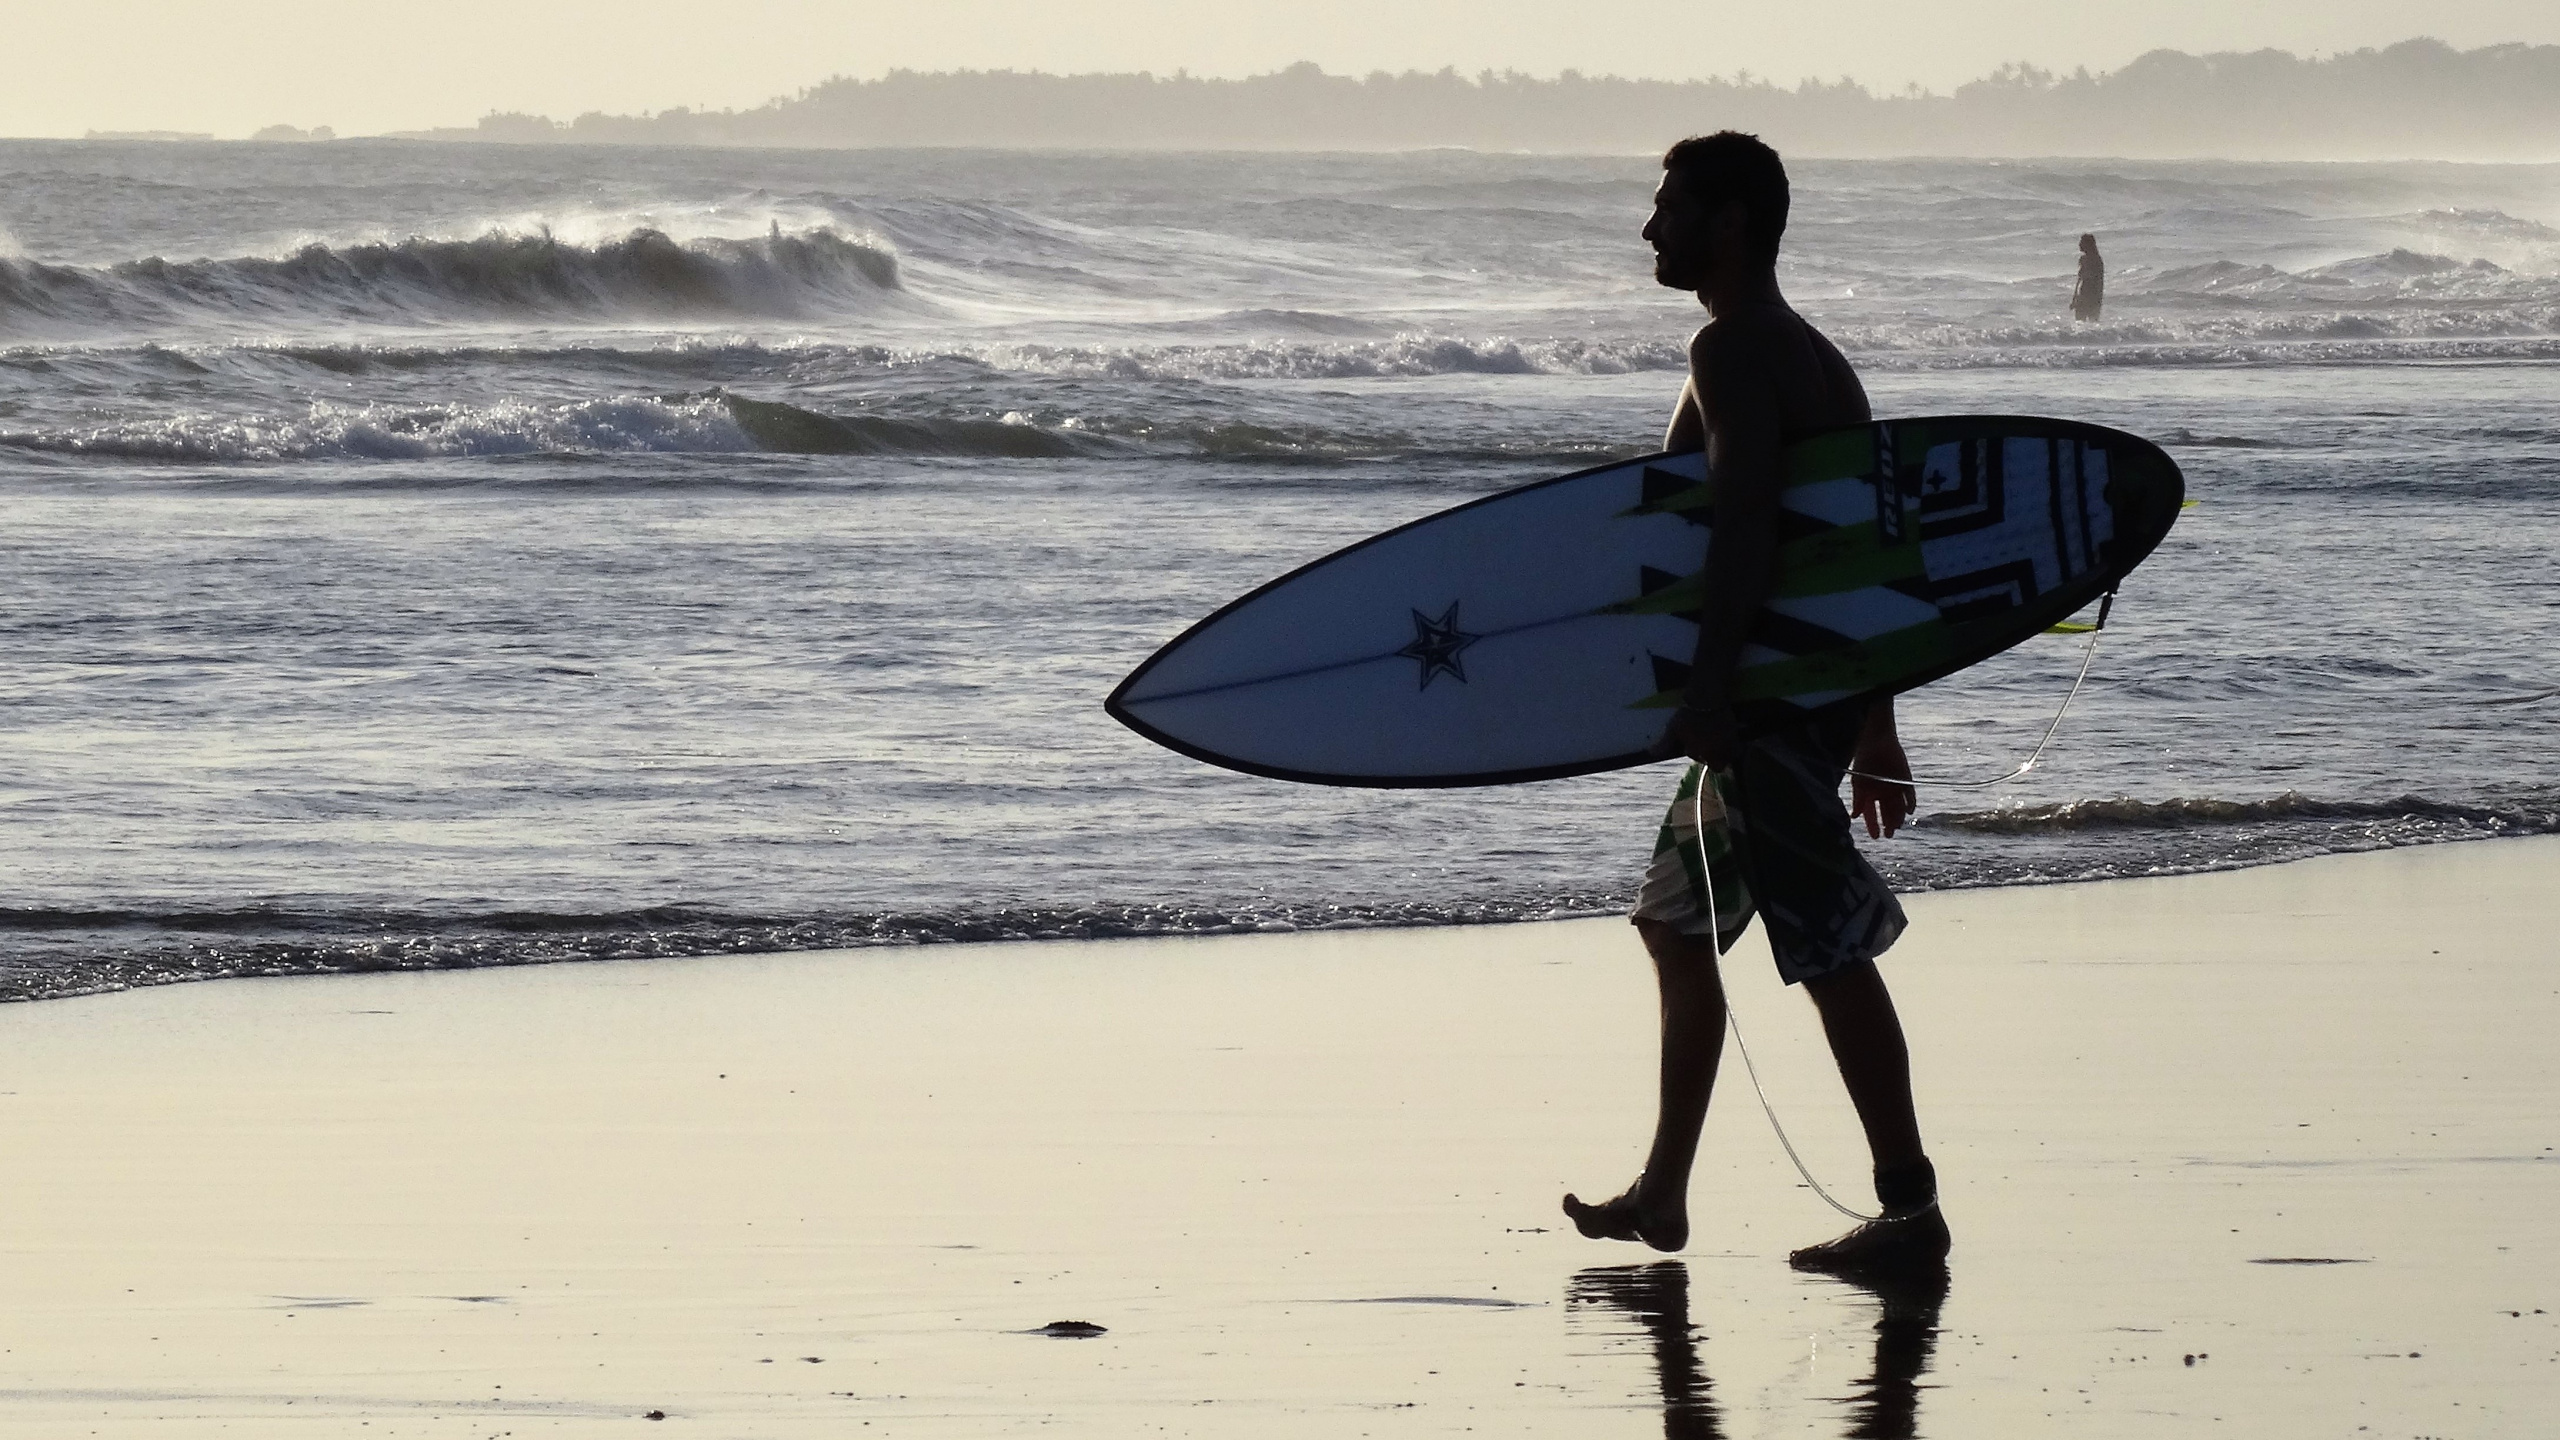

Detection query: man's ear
xmin=1708 ymin=200 xmax=1751 ymax=258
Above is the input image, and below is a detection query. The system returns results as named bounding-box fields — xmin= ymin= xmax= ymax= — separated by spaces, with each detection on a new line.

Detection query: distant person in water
xmin=1561 ymin=132 xmax=1949 ymax=1277
xmin=2071 ymin=233 xmax=2104 ymax=321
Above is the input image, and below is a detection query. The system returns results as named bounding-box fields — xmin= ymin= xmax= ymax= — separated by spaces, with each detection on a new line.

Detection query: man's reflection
xmin=1568 ymin=1262 xmax=1722 ymax=1438
xmin=1567 ymin=1261 xmax=1948 ymax=1440
xmin=1829 ymin=1264 xmax=1949 ymax=1440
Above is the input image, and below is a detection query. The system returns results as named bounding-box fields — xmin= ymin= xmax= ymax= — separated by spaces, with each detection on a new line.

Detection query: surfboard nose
xmin=2100 ymin=438 xmax=2188 ymax=567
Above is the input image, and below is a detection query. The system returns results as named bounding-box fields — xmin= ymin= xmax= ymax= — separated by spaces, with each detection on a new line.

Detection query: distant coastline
xmin=356 ymin=39 xmax=2555 ymax=161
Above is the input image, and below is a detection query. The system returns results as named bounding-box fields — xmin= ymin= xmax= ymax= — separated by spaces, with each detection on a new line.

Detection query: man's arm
xmin=1668 ymin=322 xmax=1785 ymax=769
xmin=1663 ymin=376 xmax=1706 ymax=454
xmin=1849 ymin=697 xmax=1917 ymax=838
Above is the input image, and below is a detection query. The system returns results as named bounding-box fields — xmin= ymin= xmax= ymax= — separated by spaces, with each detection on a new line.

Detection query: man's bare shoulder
xmin=1687 ymin=305 xmax=1799 ymax=359
xmin=1801 ymin=320 xmax=1872 ymax=426
xmin=1689 ymin=306 xmax=1868 ymax=430
xmin=1686 ymin=310 xmax=1792 ymax=405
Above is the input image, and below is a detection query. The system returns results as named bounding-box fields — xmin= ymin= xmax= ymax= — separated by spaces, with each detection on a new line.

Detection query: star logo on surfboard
xmin=1396 ymin=602 xmax=1480 ymax=689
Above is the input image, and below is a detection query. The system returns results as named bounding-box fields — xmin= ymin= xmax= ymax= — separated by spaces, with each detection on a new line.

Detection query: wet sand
xmin=0 ymin=835 xmax=2551 ymax=1436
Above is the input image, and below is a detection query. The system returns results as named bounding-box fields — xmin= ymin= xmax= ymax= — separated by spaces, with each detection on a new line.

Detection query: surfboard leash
xmin=1691 ymin=590 xmax=2122 ymax=1222
xmin=1691 ymin=793 xmax=1893 ymax=1223
xmin=1844 ymin=586 xmax=2115 ymax=790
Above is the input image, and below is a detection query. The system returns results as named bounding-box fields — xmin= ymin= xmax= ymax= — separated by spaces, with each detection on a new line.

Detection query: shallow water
xmin=2 ymin=143 xmax=2555 ymax=996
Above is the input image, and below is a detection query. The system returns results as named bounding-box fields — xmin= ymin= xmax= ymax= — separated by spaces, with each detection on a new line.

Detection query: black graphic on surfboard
xmin=1395 ymin=602 xmax=1480 ymax=689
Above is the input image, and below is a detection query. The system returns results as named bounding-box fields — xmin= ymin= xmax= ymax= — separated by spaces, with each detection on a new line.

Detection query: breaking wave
xmin=2132 ymin=247 xmax=2532 ymax=301
xmin=1836 ymin=305 xmax=2560 ymax=365
xmin=7 ymin=800 xmax=2553 ymax=1002
xmin=0 ymin=394 xmax=757 ymax=461
xmin=1924 ymin=791 xmax=2560 ymax=837
xmin=989 ymin=334 xmax=1690 ymax=380
xmin=719 ymin=393 xmax=1096 ymax=458
xmin=0 ymin=895 xmax=1626 ymax=1004
xmin=1820 ymin=246 xmax=2560 ymax=366
xmin=0 ymin=390 xmax=1633 ymax=465
xmin=1846 ymin=333 xmax=2560 ymax=370
xmin=0 ymin=226 xmax=900 ymax=335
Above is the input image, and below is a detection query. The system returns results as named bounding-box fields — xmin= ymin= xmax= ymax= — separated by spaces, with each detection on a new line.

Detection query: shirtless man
xmin=1562 ymin=132 xmax=1951 ymax=1275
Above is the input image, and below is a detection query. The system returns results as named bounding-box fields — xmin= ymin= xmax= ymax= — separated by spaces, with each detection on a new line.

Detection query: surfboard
xmin=1108 ymin=416 xmax=2185 ymax=787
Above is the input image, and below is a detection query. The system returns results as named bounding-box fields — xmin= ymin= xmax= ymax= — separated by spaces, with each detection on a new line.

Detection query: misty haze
xmin=382 ymin=39 xmax=2560 ymax=161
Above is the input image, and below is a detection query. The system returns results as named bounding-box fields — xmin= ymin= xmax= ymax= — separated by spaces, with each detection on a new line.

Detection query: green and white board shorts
xmin=1629 ymin=711 xmax=1908 ymax=986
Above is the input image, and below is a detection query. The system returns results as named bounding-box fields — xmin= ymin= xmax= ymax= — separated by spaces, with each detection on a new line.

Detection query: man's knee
xmin=1635 ymin=919 xmax=1730 ymax=993
xmin=1800 ymin=958 xmax=1885 ymax=1011
xmin=1635 ymin=916 xmax=1712 ymax=955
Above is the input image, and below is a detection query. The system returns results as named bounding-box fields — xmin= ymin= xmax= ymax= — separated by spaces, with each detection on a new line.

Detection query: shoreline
xmin=0 ymin=834 xmax=2550 ymax=1435
xmin=8 ymin=825 xmax=2554 ymax=1008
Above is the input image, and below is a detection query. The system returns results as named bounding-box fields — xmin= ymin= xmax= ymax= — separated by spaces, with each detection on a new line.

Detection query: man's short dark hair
xmin=1661 ymin=131 xmax=1789 ymax=265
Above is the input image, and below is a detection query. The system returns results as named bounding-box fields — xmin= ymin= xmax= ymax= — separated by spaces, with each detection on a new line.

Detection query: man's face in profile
xmin=1643 ymin=171 xmax=1716 ymax=292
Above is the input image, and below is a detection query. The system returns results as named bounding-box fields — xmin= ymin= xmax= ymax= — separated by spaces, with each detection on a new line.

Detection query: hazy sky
xmin=13 ymin=0 xmax=2557 ymax=138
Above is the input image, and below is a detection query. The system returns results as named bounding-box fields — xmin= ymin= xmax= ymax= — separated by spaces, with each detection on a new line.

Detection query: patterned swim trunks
xmin=1628 ymin=709 xmax=1908 ymax=985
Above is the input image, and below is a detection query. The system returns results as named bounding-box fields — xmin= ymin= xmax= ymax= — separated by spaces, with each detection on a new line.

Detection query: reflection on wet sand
xmin=1831 ymin=1265 xmax=1949 ymax=1440
xmin=1568 ymin=1263 xmax=1722 ymax=1438
xmin=1568 ymin=1261 xmax=1949 ymax=1440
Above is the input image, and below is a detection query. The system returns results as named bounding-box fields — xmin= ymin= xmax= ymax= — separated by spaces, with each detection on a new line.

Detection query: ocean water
xmin=2 ymin=141 xmax=2555 ymax=1000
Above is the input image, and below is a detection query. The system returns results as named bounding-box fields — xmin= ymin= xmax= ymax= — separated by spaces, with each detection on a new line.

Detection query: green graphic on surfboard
xmin=1109 ymin=416 xmax=2185 ymax=787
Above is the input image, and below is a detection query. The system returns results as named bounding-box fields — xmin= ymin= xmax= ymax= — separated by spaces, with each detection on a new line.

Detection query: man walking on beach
xmin=1562 ymin=132 xmax=1949 ymax=1275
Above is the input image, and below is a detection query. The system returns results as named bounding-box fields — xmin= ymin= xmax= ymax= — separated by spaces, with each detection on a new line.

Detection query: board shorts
xmin=1629 ymin=709 xmax=1908 ymax=986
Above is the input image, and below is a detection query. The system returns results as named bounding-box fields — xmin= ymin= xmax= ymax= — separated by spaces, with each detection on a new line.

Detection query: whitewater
xmin=1 ymin=139 xmax=2555 ymax=999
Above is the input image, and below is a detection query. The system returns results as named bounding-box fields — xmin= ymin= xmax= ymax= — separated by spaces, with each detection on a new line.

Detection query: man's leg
xmin=1790 ymin=959 xmax=1949 ymax=1273
xmin=1801 ymin=959 xmax=1923 ymax=1170
xmin=1562 ymin=918 xmax=1727 ymax=1253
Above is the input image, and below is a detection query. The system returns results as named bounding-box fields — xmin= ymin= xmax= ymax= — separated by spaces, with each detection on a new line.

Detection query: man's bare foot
xmin=1562 ymin=1181 xmax=1689 ymax=1253
xmin=1786 ymin=1204 xmax=1950 ymax=1278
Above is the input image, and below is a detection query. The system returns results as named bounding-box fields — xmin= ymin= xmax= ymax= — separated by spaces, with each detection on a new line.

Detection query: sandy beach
xmin=0 ymin=835 xmax=2552 ymax=1436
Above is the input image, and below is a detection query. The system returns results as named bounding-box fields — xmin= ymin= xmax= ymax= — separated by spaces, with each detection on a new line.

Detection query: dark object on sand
xmin=1034 ymin=1320 xmax=1108 ymax=1338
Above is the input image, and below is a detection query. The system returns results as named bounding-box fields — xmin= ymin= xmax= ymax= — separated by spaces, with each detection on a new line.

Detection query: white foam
xmin=11 ymin=395 xmax=753 ymax=462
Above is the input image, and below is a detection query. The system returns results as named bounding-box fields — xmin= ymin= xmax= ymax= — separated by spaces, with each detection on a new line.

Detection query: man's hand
xmin=1849 ymin=726 xmax=1916 ymax=839
xmin=1654 ymin=701 xmax=1742 ymax=771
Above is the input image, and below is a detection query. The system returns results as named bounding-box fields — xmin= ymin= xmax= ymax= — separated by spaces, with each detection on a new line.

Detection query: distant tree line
xmin=434 ymin=40 xmax=2560 ymax=160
